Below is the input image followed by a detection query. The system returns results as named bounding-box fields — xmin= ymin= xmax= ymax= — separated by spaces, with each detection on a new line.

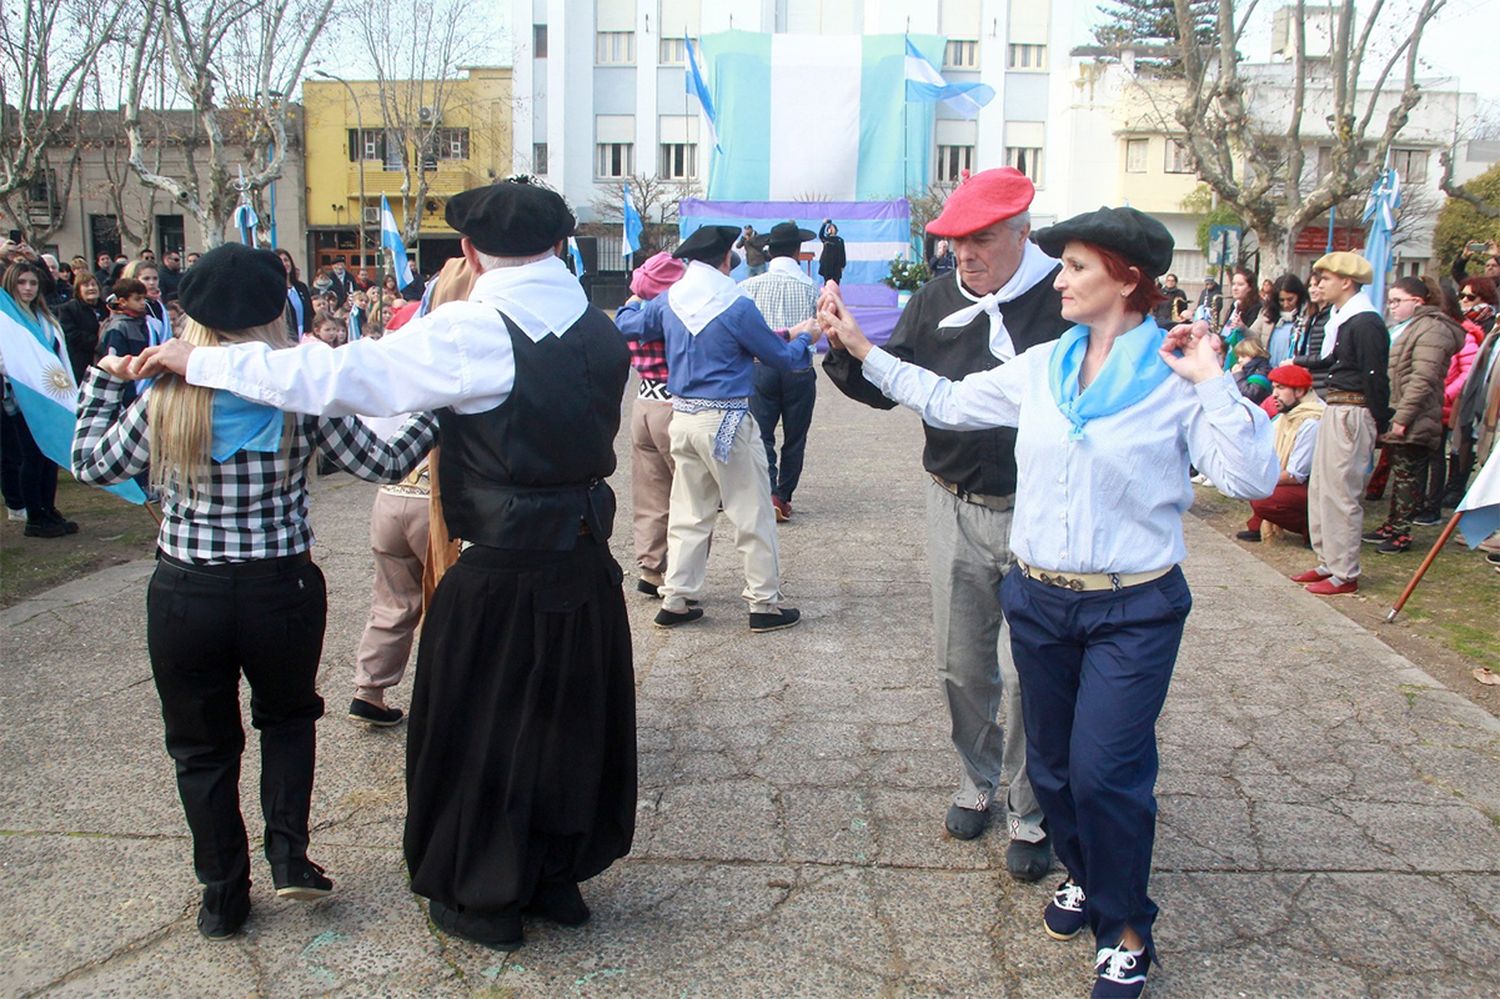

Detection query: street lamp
xmin=314 ymin=70 xmax=369 ymax=270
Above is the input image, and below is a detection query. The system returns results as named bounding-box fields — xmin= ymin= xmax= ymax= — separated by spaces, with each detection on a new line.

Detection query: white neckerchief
xmin=1320 ymin=290 xmax=1378 ymax=359
xmin=767 ymin=255 xmax=816 ymax=286
xmin=669 ymin=260 xmax=745 ymax=336
xmin=937 ymin=241 xmax=1059 ymax=361
xmin=469 ymin=254 xmax=588 ymax=343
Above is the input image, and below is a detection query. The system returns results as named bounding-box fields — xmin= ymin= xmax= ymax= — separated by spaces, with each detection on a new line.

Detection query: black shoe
xmin=1235 ymin=529 xmax=1261 ymax=542
xmin=1487 ymin=552 xmax=1500 ymax=566
xmin=1361 ymin=524 xmax=1396 ymax=545
xmin=1376 ymin=533 xmax=1412 ymax=554
xmin=637 ymin=578 xmax=661 ymax=598
xmin=45 ymin=509 xmax=79 ymax=534
xmin=1007 ymin=835 xmax=1053 ymax=882
xmin=429 ymin=899 xmax=524 ymax=950
xmin=748 ymin=607 xmax=801 ymax=632
xmin=23 ymin=518 xmax=67 ymax=538
xmin=944 ymin=803 xmax=989 ymax=840
xmin=1043 ymin=879 xmax=1088 ymax=941
xmin=348 ymin=697 xmax=404 ymax=727
xmin=1412 ymin=512 xmax=1443 ymax=526
xmin=523 ymin=880 xmax=590 ymax=926
xmin=654 ymin=606 xmax=705 ymax=628
xmin=197 ymin=882 xmax=250 ymax=940
xmin=273 ymin=858 xmax=333 ymax=900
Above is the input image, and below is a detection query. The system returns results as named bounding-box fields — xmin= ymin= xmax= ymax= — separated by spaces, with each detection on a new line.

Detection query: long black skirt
xmin=403 ymin=537 xmax=636 ymax=912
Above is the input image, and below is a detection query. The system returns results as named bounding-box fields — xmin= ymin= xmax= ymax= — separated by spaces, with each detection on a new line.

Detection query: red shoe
xmin=1290 ymin=568 xmax=1332 ymax=583
xmin=772 ymin=497 xmax=791 ymax=522
xmin=1305 ymin=577 xmax=1358 ymax=595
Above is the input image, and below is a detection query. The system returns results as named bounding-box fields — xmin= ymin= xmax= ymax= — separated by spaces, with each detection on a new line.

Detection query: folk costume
xmin=1246 ymin=363 xmax=1324 ymax=540
xmin=615 ymin=224 xmax=814 ymax=632
xmin=176 ymin=182 xmax=636 ymax=950
xmin=822 ymin=167 xmax=1068 ymax=872
xmin=70 ymin=244 xmax=438 ymax=939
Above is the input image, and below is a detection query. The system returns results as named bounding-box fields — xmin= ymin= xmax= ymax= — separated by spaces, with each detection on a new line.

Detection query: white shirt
xmin=186 ymin=258 xmax=588 ymax=418
xmin=861 ymin=342 xmax=1279 ymax=574
xmin=1286 ymin=417 xmax=1320 ymax=483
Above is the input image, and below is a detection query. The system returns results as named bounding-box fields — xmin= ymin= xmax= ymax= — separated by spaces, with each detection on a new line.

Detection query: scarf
xmin=1465 ymin=302 xmax=1496 ymax=330
xmin=1274 ymin=393 xmax=1325 ymax=471
xmin=287 ymin=286 xmax=304 ymax=333
xmin=936 ymin=241 xmax=1058 ymax=362
xmin=210 ymin=391 xmax=282 ymax=462
xmin=468 ymin=254 xmax=589 ymax=341
xmin=1387 ymin=317 xmax=1412 ymax=344
xmin=1048 ymin=316 xmax=1174 ymax=439
xmin=767 ymin=256 xmax=815 ymax=286
xmin=668 ymin=261 xmax=745 ymax=335
xmin=1320 ymin=291 xmax=1379 ymax=359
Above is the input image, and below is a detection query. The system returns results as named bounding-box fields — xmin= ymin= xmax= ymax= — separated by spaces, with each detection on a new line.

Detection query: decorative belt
xmin=1016 ymin=559 xmax=1173 ymax=593
xmin=1325 ymin=391 xmax=1366 ymax=406
xmin=673 ymin=396 xmax=749 ymax=462
xmin=637 ymin=377 xmax=673 ymax=402
xmin=931 ymin=474 xmax=1015 ymax=513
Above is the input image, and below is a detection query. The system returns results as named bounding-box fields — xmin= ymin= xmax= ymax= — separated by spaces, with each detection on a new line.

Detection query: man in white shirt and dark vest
xmin=822 ymin=167 xmax=1070 ymax=880
xmin=125 ymin=181 xmax=637 ymax=952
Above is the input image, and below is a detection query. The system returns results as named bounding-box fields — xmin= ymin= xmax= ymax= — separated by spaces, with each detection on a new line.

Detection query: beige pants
xmin=661 ymin=409 xmax=782 ymax=614
xmin=630 ymin=398 xmax=674 ymax=584
xmin=1308 ymin=403 xmax=1376 ymax=582
xmin=353 ymin=490 xmax=430 ymax=701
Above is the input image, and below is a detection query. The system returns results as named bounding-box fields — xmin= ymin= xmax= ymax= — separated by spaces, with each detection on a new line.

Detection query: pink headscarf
xmin=629 ymin=251 xmax=686 ymax=300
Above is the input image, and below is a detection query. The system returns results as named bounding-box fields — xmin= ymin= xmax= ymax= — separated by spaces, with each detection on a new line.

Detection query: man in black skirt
xmin=127 ymin=181 xmax=636 ymax=951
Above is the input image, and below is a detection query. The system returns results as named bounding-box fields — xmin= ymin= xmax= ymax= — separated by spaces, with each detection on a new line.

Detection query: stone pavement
xmin=2 ymin=384 xmax=1498 ymax=999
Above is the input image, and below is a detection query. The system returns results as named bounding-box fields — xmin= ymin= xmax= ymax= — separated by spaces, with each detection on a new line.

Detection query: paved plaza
xmin=2 ymin=384 xmax=1498 ymax=998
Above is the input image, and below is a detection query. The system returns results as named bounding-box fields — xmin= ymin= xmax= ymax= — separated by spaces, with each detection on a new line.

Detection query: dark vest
xmin=437 ymin=308 xmax=630 ymax=550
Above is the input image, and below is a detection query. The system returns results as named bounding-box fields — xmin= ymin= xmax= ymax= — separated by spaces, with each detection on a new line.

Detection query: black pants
xmin=146 ymin=553 xmax=327 ymax=895
xmin=0 ymin=407 xmax=57 ymax=517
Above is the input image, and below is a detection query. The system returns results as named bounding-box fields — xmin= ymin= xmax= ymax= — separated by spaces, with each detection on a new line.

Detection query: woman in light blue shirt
xmin=819 ymin=207 xmax=1278 ymax=999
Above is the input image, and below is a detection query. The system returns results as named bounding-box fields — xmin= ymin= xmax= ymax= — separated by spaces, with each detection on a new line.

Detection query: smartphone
xmin=1467 ymin=241 xmax=1490 ymax=254
xmin=6 ymin=229 xmax=21 ymax=242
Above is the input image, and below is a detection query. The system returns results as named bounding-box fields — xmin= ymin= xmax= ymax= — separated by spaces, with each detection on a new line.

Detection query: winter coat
xmin=1232 ymin=355 xmax=1272 ymax=404
xmin=1443 ymin=321 xmax=1484 ymax=424
xmin=1387 ymin=305 xmax=1465 ymax=448
xmin=58 ymin=299 xmax=109 ymax=383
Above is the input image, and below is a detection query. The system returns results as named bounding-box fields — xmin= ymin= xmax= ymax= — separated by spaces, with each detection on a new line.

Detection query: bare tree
xmin=1167 ymin=0 xmax=1447 ymax=274
xmin=588 ymin=173 xmax=702 ymax=257
xmin=121 ymin=0 xmax=334 ymax=248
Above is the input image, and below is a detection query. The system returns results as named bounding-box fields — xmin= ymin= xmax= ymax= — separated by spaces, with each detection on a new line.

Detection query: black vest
xmin=437 ymin=309 xmax=630 ymax=549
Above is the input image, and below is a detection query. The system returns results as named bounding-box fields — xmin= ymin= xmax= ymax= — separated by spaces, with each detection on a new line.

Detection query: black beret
xmin=176 ymin=244 xmax=288 ymax=330
xmin=445 ymin=181 xmax=575 ymax=256
xmin=760 ymin=220 xmax=815 ymax=256
xmin=673 ymin=225 xmax=740 ymax=263
xmin=1033 ymin=206 xmax=1175 ymax=279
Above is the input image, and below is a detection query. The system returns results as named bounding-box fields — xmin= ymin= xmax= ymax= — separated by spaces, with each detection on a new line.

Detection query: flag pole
xmin=1384 ymin=511 xmax=1464 ymax=623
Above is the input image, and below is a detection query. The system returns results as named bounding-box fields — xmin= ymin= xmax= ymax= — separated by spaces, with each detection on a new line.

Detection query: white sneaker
xmin=6 ymin=507 xmax=25 ymax=522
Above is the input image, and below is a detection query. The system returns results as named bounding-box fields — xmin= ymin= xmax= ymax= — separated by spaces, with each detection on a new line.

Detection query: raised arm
xmin=71 ymin=369 xmax=151 ymax=486
xmin=315 ymin=412 xmax=439 ymax=483
xmin=614 ymin=296 xmax=665 ymax=343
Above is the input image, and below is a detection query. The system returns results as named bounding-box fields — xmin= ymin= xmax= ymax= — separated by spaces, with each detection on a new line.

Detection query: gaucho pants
xmin=353 ymin=490 xmax=430 ymax=702
xmin=1308 ymin=403 xmax=1377 ymax=582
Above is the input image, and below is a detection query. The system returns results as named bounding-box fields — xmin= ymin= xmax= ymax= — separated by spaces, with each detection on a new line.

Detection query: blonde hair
xmin=147 ymin=317 xmax=294 ymax=496
xmin=1234 ymin=336 xmax=1269 ymax=361
xmin=121 ymin=260 xmax=157 ymax=281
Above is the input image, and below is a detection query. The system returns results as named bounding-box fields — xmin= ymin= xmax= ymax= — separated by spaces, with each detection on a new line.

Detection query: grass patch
xmin=0 ymin=477 xmax=158 ymax=608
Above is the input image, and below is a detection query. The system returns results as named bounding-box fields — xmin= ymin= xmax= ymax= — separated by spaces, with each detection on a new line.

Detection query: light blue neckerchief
xmin=287 ymin=286 xmax=305 ymax=334
xmin=1047 ymin=316 xmax=1174 ymax=440
xmin=210 ymin=391 xmax=282 ymax=462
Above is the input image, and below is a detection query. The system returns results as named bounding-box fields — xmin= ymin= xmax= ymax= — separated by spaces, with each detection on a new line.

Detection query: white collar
xmin=766 ymin=256 xmax=816 ymax=286
xmin=938 ymin=242 xmax=1060 ymax=361
xmin=668 ymin=261 xmax=746 ymax=335
xmin=1320 ymin=290 xmax=1379 ymax=359
xmin=468 ymin=255 xmax=588 ymax=342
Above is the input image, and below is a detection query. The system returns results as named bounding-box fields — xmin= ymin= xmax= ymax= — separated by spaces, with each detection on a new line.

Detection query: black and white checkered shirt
xmin=72 ymin=369 xmax=438 ymax=564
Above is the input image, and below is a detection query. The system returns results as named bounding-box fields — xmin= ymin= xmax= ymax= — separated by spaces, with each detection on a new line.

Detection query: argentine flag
xmin=566 ymin=236 xmax=587 ymax=280
xmin=233 ymin=167 xmax=259 ymax=247
xmin=380 ymin=195 xmax=416 ymax=290
xmin=904 ymin=37 xmax=994 ymax=118
xmin=0 ymin=289 xmax=146 ymax=504
xmin=623 ymin=185 xmax=644 ymax=262
xmin=685 ymin=37 xmax=722 ymax=153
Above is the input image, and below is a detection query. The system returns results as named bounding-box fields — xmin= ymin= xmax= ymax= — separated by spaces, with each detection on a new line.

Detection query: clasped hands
xmin=94 ymin=339 xmax=195 ymax=381
xmin=814 ymin=281 xmax=871 ymax=359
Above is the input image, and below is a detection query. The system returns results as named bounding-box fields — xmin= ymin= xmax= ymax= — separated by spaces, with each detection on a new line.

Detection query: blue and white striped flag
xmin=904 ymin=36 xmax=994 ymax=118
xmin=233 ymin=166 xmax=259 ymax=246
xmin=623 ymin=185 xmax=644 ymax=262
xmin=566 ymin=237 xmax=586 ymax=280
xmin=380 ymin=195 xmax=416 ymax=290
xmin=685 ymin=36 xmax=722 ymax=153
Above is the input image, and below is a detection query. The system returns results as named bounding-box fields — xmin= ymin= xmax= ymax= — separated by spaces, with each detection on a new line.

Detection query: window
xmin=660 ymin=143 xmax=697 ymax=179
xmin=1006 ymin=146 xmax=1044 ymax=183
xmin=1125 ymin=138 xmax=1149 ymax=173
xmin=660 ymin=36 xmax=693 ymax=65
xmin=89 ymin=214 xmax=121 ymax=260
xmin=1007 ymin=44 xmax=1047 ymax=70
xmin=935 ymin=144 xmax=974 ymax=183
xmin=533 ymin=143 xmax=548 ymax=174
xmin=1164 ymin=139 xmax=1193 ymax=174
xmin=596 ymin=31 xmax=635 ymax=64
xmin=428 ymin=128 xmax=470 ymax=161
xmin=1391 ymin=148 xmax=1428 ymax=184
xmin=943 ymin=40 xmax=979 ymax=69
xmin=533 ymin=24 xmax=547 ymax=58
xmin=596 ymin=142 xmax=635 ymax=178
xmin=347 ymin=128 xmax=388 ymax=163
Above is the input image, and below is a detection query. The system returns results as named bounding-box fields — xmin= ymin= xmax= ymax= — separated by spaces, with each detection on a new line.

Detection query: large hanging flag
xmin=699 ymin=32 xmax=944 ymax=201
xmin=903 ymin=37 xmax=994 ymax=118
xmin=685 ymin=36 xmax=722 ymax=153
xmin=380 ymin=195 xmax=416 ymax=290
xmin=232 ymin=166 xmax=259 ymax=246
xmin=1361 ymin=158 xmax=1401 ymax=311
xmin=623 ymin=185 xmax=644 ymax=263
xmin=0 ymin=289 xmax=146 ymax=504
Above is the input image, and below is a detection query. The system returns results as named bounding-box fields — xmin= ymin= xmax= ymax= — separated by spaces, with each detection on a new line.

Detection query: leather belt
xmin=1016 ymin=559 xmax=1173 ymax=593
xmin=931 ymin=474 xmax=1015 ymax=513
xmin=1325 ymin=391 xmax=1366 ymax=406
xmin=157 ymin=549 xmax=311 ymax=578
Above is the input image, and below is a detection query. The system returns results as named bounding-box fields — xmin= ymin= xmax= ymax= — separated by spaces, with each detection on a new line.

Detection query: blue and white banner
xmin=1457 ymin=446 xmax=1500 ymax=549
xmin=0 ymin=289 xmax=146 ymax=504
xmin=567 ymin=236 xmax=587 ymax=280
xmin=698 ymin=31 xmax=942 ymax=202
xmin=904 ymin=36 xmax=994 ymax=118
xmin=623 ymin=185 xmax=644 ymax=261
xmin=380 ymin=195 xmax=416 ymax=290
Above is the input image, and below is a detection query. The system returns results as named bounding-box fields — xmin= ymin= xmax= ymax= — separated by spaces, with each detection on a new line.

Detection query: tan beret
xmin=1312 ymin=251 xmax=1374 ymax=284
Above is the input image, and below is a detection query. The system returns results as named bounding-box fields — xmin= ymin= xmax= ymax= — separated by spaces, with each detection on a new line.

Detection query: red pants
xmin=1248 ymin=483 xmax=1310 ymax=538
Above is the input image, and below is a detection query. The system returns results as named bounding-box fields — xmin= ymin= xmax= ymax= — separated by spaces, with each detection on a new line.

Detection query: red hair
xmin=1087 ymin=243 xmax=1166 ymax=316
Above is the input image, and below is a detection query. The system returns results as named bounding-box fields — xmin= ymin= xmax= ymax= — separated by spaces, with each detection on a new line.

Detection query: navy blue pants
xmin=749 ymin=365 xmax=817 ymax=505
xmin=1000 ymin=565 xmax=1192 ymax=956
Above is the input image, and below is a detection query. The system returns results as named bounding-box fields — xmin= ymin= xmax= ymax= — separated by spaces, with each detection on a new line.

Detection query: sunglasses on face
xmin=1460 ymin=293 xmax=1478 ymax=301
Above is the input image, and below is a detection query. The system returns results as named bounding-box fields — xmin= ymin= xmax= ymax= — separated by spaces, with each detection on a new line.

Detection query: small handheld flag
xmin=380 ymin=195 xmax=416 ymax=290
xmin=623 ymin=185 xmax=644 ymax=262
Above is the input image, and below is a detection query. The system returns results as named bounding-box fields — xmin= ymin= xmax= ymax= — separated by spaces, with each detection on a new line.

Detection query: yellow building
xmin=301 ymin=66 xmax=512 ymax=276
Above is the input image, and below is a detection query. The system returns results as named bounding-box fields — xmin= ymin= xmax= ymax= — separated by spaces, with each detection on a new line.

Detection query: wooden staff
xmin=1385 ymin=510 xmax=1464 ymax=623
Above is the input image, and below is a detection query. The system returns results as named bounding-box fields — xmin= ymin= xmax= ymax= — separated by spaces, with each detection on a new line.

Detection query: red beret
xmin=1268 ymin=363 xmax=1313 ymax=389
xmin=926 ymin=168 xmax=1036 ymax=238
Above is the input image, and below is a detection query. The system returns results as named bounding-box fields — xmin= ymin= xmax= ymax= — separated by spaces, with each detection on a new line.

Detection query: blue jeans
xmin=749 ymin=364 xmax=816 ymax=504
